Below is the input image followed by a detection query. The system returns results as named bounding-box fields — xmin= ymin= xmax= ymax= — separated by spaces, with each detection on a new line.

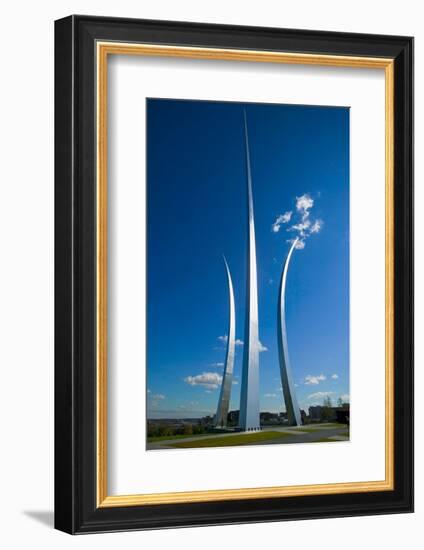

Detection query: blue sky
xmin=146 ymin=98 xmax=349 ymax=419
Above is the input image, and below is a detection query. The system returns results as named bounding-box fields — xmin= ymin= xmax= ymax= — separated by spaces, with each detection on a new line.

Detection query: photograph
xmin=146 ymin=98 xmax=350 ymax=451
xmin=51 ymin=10 xmax=413 ymax=536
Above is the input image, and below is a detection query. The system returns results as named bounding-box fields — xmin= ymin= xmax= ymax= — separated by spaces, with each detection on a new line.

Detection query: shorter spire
xmin=215 ymin=256 xmax=236 ymax=428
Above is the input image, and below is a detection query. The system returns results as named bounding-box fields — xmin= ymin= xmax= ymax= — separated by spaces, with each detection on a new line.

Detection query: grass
xmin=169 ymin=431 xmax=290 ymax=449
xmin=292 ymin=424 xmax=348 ymax=433
xmin=316 ymin=423 xmax=348 ymax=428
xmin=147 ymin=433 xmax=216 ymax=443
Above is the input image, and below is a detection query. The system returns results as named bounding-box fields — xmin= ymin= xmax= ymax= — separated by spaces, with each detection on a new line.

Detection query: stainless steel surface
xmin=215 ymin=257 xmax=236 ymax=427
xmin=239 ymin=112 xmax=261 ymax=431
xmin=277 ymin=238 xmax=302 ymax=426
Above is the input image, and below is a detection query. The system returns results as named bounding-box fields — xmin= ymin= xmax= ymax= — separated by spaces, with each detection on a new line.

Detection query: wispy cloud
xmin=331 ymin=374 xmax=339 ymax=380
xmin=184 ymin=372 xmax=222 ymax=390
xmin=310 ymin=219 xmax=323 ymax=234
xmin=272 ymin=211 xmax=292 ymax=233
xmin=258 ymin=341 xmax=268 ymax=352
xmin=218 ymin=335 xmax=243 ymax=346
xmin=308 ymin=391 xmax=335 ymax=400
xmin=288 ymin=220 xmax=311 ymax=237
xmin=264 ymin=393 xmax=277 ymax=398
xmin=304 ymin=374 xmax=326 ymax=385
xmin=147 ymin=404 xmax=213 ymax=418
xmin=296 ymin=193 xmax=314 ymax=216
xmin=211 ymin=362 xmax=224 ymax=368
xmin=148 ymin=393 xmax=166 ymax=408
xmin=293 ymin=239 xmax=305 ymax=250
xmin=339 ymin=393 xmax=350 ymax=402
xmin=173 ymin=403 xmax=209 ymax=413
xmin=273 ymin=193 xmax=323 ymax=250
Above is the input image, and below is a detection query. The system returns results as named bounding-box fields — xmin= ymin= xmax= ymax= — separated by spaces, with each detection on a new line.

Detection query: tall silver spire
xmin=239 ymin=111 xmax=261 ymax=431
xmin=277 ymin=238 xmax=302 ymax=426
xmin=215 ymin=257 xmax=236 ymax=427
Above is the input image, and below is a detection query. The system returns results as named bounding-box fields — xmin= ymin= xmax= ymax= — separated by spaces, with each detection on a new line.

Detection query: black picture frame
xmin=55 ymin=14 xmax=413 ymax=534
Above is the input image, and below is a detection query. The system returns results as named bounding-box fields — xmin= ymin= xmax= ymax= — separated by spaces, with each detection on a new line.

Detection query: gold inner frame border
xmin=96 ymin=42 xmax=394 ymax=508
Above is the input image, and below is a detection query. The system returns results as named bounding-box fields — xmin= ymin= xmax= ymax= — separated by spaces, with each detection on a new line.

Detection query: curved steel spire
xmin=239 ymin=110 xmax=261 ymax=431
xmin=215 ymin=256 xmax=236 ymax=428
xmin=277 ymin=238 xmax=302 ymax=426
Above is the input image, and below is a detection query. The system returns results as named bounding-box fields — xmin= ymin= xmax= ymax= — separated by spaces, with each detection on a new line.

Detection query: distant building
xmin=309 ymin=405 xmax=323 ymax=421
xmin=227 ymin=410 xmax=239 ymax=425
xmin=200 ymin=415 xmax=214 ymax=426
xmin=260 ymin=411 xmax=280 ymax=425
xmin=309 ymin=404 xmax=349 ymax=423
xmin=308 ymin=405 xmax=337 ymax=422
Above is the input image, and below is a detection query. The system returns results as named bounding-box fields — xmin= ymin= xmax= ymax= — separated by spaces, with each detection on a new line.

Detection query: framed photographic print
xmin=54 ymin=15 xmax=413 ymax=533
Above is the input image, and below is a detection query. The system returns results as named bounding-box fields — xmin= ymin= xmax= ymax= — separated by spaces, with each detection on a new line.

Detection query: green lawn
xmin=147 ymin=433 xmax=216 ymax=443
xmin=292 ymin=424 xmax=347 ymax=433
xmin=169 ymin=431 xmax=290 ymax=449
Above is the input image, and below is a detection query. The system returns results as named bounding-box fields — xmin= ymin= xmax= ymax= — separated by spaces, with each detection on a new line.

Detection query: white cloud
xmin=293 ymin=238 xmax=305 ymax=250
xmin=289 ymin=220 xmax=311 ymax=236
xmin=272 ymin=211 xmax=292 ymax=232
xmin=331 ymin=374 xmax=339 ymax=380
xmin=296 ymin=194 xmax=314 ymax=217
xmin=310 ymin=219 xmax=323 ymax=234
xmin=148 ymin=393 xmax=166 ymax=408
xmin=308 ymin=391 xmax=335 ymax=400
xmin=175 ymin=403 xmax=209 ymax=412
xmin=149 ymin=393 xmax=165 ymax=400
xmin=258 ymin=341 xmax=268 ymax=352
xmin=184 ymin=372 xmax=222 ymax=390
xmin=275 ymin=193 xmax=323 ymax=250
xmin=304 ymin=374 xmax=326 ymax=385
xmin=339 ymin=394 xmax=350 ymax=402
xmin=264 ymin=393 xmax=277 ymax=398
xmin=218 ymin=335 xmax=243 ymax=346
xmin=211 ymin=362 xmax=224 ymax=368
